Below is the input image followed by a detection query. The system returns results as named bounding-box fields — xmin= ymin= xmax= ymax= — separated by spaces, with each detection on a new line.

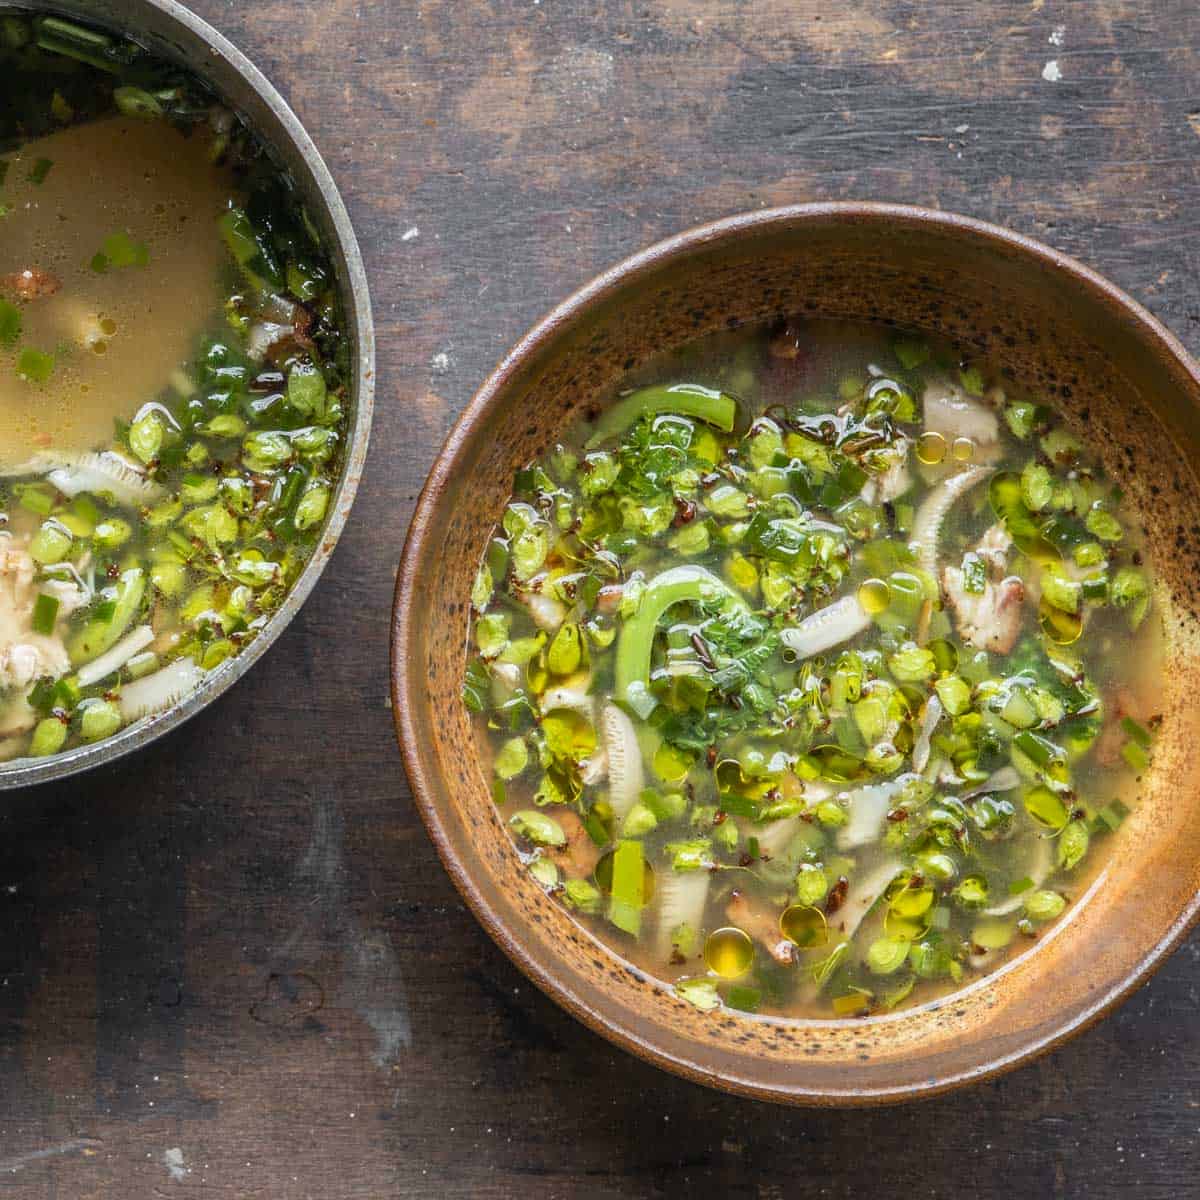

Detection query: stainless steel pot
xmin=0 ymin=0 xmax=374 ymax=787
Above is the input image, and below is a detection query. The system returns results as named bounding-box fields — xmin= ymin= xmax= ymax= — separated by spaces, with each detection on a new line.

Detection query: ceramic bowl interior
xmin=0 ymin=0 xmax=373 ymax=787
xmin=392 ymin=203 xmax=1200 ymax=1104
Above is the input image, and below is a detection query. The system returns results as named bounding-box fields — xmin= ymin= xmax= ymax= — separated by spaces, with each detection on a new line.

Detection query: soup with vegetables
xmin=464 ymin=320 xmax=1161 ymax=1020
xmin=0 ymin=13 xmax=347 ymax=762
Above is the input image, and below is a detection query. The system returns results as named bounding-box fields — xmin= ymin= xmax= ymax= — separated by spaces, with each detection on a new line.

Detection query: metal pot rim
xmin=0 ymin=0 xmax=374 ymax=788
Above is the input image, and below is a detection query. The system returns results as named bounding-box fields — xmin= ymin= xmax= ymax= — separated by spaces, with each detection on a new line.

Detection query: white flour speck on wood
xmin=162 ymin=1147 xmax=189 ymax=1182
xmin=278 ymin=795 xmax=413 ymax=1070
xmin=1042 ymin=60 xmax=1062 ymax=82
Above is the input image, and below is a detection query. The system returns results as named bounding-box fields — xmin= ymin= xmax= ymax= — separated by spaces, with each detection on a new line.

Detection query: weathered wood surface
xmin=4 ymin=1 xmax=1200 ymax=1195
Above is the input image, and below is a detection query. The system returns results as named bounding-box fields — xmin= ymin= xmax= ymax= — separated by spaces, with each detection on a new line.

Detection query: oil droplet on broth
xmin=916 ymin=431 xmax=947 ymax=464
xmin=952 ymin=436 xmax=975 ymax=462
xmin=927 ymin=637 xmax=958 ymax=674
xmin=703 ymin=926 xmax=754 ymax=978
xmin=0 ymin=116 xmax=236 ymax=469
xmin=857 ymin=577 xmax=891 ymax=615
xmin=1040 ymin=600 xmax=1083 ymax=645
xmin=780 ymin=904 xmax=828 ymax=950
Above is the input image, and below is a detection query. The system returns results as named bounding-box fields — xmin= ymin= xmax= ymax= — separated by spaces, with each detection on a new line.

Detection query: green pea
xmin=201 ymin=639 xmax=235 ymax=670
xmin=528 ymin=858 xmax=559 ymax=889
xmin=29 ymin=716 xmax=68 ymax=757
xmin=293 ymin=426 xmax=335 ymax=460
xmin=287 ymin=363 xmax=327 ymax=416
xmin=200 ymin=413 xmax=247 ymax=438
xmin=1058 ymin=820 xmax=1090 ymax=870
xmin=93 ymin=517 xmax=133 ymax=549
xmin=621 ymin=802 xmax=658 ymax=839
xmin=293 ymin=484 xmax=330 ymax=531
xmin=953 ymin=875 xmax=989 ymax=909
xmin=242 ymin=430 xmax=292 ymax=471
xmin=230 ymin=555 xmax=280 ymax=590
xmin=547 ymin=623 xmax=585 ymax=677
xmin=509 ymin=810 xmax=566 ymax=847
xmin=971 ymin=919 xmax=1013 ymax=951
xmin=181 ymin=474 xmax=219 ymax=504
xmin=493 ymin=736 xmax=528 ymax=781
xmin=916 ymin=851 xmax=958 ymax=883
xmin=150 ymin=553 xmax=187 ymax=598
xmin=113 ymin=85 xmax=162 ymax=119
xmin=78 ymin=698 xmax=121 ymax=742
xmin=1024 ymin=890 xmax=1067 ymax=922
xmin=795 ymin=864 xmax=829 ymax=908
xmin=29 ymin=520 xmax=72 ymax=564
xmin=145 ymin=497 xmax=183 ymax=528
xmin=867 ymin=936 xmax=910 ymax=976
xmin=563 ymin=878 xmax=601 ymax=913
xmin=815 ymin=801 xmax=847 ymax=828
xmin=220 ymin=476 xmax=254 ymax=514
xmin=128 ymin=411 xmax=164 ymax=463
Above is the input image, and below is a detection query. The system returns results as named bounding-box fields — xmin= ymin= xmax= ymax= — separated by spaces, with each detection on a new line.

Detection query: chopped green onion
xmin=832 ymin=991 xmax=871 ymax=1016
xmin=1121 ymin=740 xmax=1149 ymax=773
xmin=1120 ymin=716 xmax=1152 ymax=748
xmin=607 ymin=839 xmax=646 ymax=936
xmin=113 ymin=86 xmax=162 ymax=119
xmin=725 ymin=985 xmax=761 ymax=1013
xmin=585 ymin=383 xmax=737 ymax=448
xmin=32 ymin=593 xmax=60 ymax=635
xmin=0 ymin=299 xmax=20 ymax=347
xmin=34 ymin=15 xmax=120 ymax=71
xmin=17 ymin=485 xmax=54 ymax=516
xmin=1013 ymin=730 xmax=1063 ymax=770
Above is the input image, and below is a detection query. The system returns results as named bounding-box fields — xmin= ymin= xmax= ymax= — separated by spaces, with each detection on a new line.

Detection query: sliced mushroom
xmin=837 ymin=780 xmax=905 ymax=851
xmin=923 ymin=377 xmax=1000 ymax=452
xmin=832 ymin=858 xmax=903 ymax=940
xmin=780 ymin=594 xmax=871 ymax=660
xmin=654 ymin=867 xmax=711 ymax=962
xmin=942 ymin=522 xmax=1027 ymax=655
xmin=601 ymin=702 xmax=643 ymax=820
xmin=860 ymin=437 xmax=912 ymax=505
xmin=909 ymin=465 xmax=994 ymax=578
xmin=117 ymin=658 xmax=203 ymax=724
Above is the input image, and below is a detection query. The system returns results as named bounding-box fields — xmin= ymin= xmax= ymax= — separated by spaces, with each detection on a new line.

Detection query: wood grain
xmin=3 ymin=0 xmax=1200 ymax=1195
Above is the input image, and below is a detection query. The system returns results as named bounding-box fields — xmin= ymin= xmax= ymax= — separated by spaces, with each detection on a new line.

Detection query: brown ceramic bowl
xmin=391 ymin=202 xmax=1200 ymax=1105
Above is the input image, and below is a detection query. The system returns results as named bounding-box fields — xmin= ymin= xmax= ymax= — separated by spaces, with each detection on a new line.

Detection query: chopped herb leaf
xmin=16 ymin=347 xmax=54 ymax=383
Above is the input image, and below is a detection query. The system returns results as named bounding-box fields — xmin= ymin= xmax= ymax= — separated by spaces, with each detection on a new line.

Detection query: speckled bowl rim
xmin=391 ymin=201 xmax=1200 ymax=1105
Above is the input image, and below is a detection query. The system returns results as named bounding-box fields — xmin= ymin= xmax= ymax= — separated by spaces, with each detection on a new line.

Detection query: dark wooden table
xmin=4 ymin=1 xmax=1200 ymax=1195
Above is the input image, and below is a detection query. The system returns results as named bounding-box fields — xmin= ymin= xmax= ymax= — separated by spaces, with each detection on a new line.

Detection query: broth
xmin=465 ymin=319 xmax=1162 ymax=1021
xmin=0 ymin=116 xmax=233 ymax=466
xmin=0 ymin=13 xmax=349 ymax=762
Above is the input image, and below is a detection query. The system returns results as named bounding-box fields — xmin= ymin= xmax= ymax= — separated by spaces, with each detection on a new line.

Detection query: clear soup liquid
xmin=466 ymin=319 xmax=1161 ymax=1022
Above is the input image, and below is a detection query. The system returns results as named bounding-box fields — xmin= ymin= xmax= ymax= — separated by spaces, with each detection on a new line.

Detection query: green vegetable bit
xmin=462 ymin=315 xmax=1159 ymax=1022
